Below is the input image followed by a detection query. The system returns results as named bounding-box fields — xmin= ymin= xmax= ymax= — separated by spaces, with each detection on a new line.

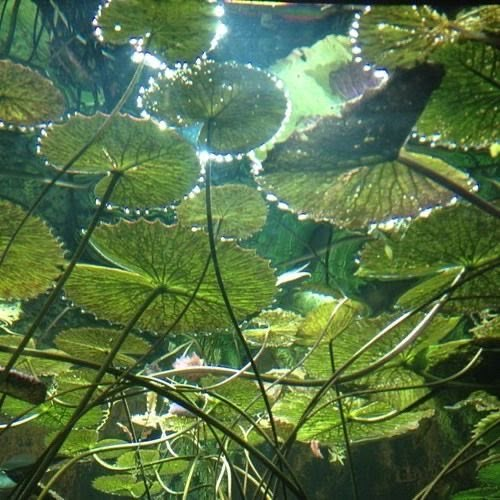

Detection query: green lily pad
xmin=243 ymin=308 xmax=303 ymax=347
xmin=417 ymin=42 xmax=500 ymax=148
xmin=95 ymin=0 xmax=220 ymax=62
xmin=177 ymin=184 xmax=267 ymax=239
xmin=0 ymin=59 xmax=64 ymax=126
xmin=272 ymin=390 xmax=433 ymax=447
xmin=64 ymin=219 xmax=276 ymax=332
xmin=353 ymin=6 xmax=451 ymax=70
xmin=358 ymin=204 xmax=500 ymax=313
xmin=269 ymin=34 xmax=350 ymax=141
xmin=257 ymin=150 xmax=474 ymax=228
xmin=0 ymin=200 xmax=65 ymax=300
xmin=40 ymin=113 xmax=200 ymax=208
xmin=142 ymin=59 xmax=289 ymax=155
xmin=302 ymin=308 xmax=459 ymax=378
xmin=54 ymin=328 xmax=150 ymax=367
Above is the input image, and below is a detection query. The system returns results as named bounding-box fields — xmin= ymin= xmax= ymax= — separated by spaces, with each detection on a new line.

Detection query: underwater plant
xmin=0 ymin=1 xmax=499 ymax=499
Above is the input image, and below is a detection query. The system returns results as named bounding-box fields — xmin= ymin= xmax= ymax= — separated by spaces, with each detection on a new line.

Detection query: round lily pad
xmin=177 ymin=184 xmax=267 ymax=239
xmin=64 ymin=219 xmax=276 ymax=332
xmin=0 ymin=200 xmax=65 ymax=300
xmin=40 ymin=113 xmax=200 ymax=208
xmin=257 ymin=150 xmax=475 ymax=228
xmin=95 ymin=0 xmax=220 ymax=63
xmin=0 ymin=59 xmax=64 ymax=126
xmin=142 ymin=59 xmax=289 ymax=155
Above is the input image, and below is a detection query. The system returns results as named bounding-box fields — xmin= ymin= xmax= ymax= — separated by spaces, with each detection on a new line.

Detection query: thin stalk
xmin=329 ymin=343 xmax=359 ymax=500
xmin=1 ymin=0 xmax=21 ymax=57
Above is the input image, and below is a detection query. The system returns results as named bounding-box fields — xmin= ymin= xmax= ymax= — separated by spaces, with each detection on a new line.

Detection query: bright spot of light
xmin=214 ymin=4 xmax=224 ymax=17
xmin=131 ymin=51 xmax=165 ymax=70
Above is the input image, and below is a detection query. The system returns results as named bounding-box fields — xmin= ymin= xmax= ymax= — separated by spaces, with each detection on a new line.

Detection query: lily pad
xmin=40 ymin=113 xmax=200 ymax=208
xmin=353 ymin=6 xmax=451 ymax=69
xmin=64 ymin=219 xmax=276 ymax=332
xmin=243 ymin=308 xmax=303 ymax=347
xmin=0 ymin=200 xmax=65 ymax=300
xmin=54 ymin=328 xmax=150 ymax=367
xmin=95 ymin=0 xmax=220 ymax=62
xmin=358 ymin=204 xmax=500 ymax=313
xmin=417 ymin=42 xmax=500 ymax=148
xmin=272 ymin=390 xmax=433 ymax=447
xmin=302 ymin=308 xmax=459 ymax=378
xmin=269 ymin=34 xmax=351 ymax=141
xmin=177 ymin=184 xmax=267 ymax=239
xmin=257 ymin=150 xmax=474 ymax=228
xmin=0 ymin=59 xmax=64 ymax=126
xmin=142 ymin=59 xmax=288 ymax=155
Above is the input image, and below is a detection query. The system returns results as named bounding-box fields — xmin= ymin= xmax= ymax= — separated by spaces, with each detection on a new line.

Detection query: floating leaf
xmin=177 ymin=184 xmax=267 ymax=238
xmin=417 ymin=42 xmax=500 ymax=148
xmin=54 ymin=328 xmax=150 ymax=367
xmin=95 ymin=0 xmax=220 ymax=62
xmin=269 ymin=34 xmax=350 ymax=140
xmin=258 ymin=150 xmax=473 ymax=228
xmin=455 ymin=6 xmax=500 ymax=35
xmin=353 ymin=6 xmax=451 ymax=69
xmin=40 ymin=113 xmax=200 ymax=208
xmin=0 ymin=59 xmax=64 ymax=126
xmin=261 ymin=64 xmax=444 ymax=173
xmin=64 ymin=220 xmax=276 ymax=332
xmin=0 ymin=200 xmax=65 ymax=300
xmin=358 ymin=204 xmax=500 ymax=313
xmin=142 ymin=59 xmax=288 ymax=154
xmin=329 ymin=61 xmax=387 ymax=101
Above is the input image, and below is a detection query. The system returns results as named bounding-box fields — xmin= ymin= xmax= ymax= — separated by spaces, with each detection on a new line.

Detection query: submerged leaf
xmin=40 ymin=113 xmax=200 ymax=208
xmin=0 ymin=200 xmax=65 ymax=300
xmin=0 ymin=60 xmax=64 ymax=126
xmin=243 ymin=308 xmax=303 ymax=347
xmin=177 ymin=184 xmax=267 ymax=238
xmin=64 ymin=220 xmax=276 ymax=332
xmin=142 ymin=59 xmax=288 ymax=154
xmin=417 ymin=42 xmax=500 ymax=148
xmin=95 ymin=0 xmax=220 ymax=62
xmin=54 ymin=328 xmax=150 ymax=367
xmin=358 ymin=204 xmax=500 ymax=312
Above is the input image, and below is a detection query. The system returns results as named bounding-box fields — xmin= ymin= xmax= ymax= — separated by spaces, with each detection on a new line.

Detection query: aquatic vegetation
xmin=0 ymin=2 xmax=498 ymax=499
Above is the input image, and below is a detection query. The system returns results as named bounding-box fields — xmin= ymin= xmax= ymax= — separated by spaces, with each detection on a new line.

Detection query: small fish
xmin=276 ymin=263 xmax=311 ymax=286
